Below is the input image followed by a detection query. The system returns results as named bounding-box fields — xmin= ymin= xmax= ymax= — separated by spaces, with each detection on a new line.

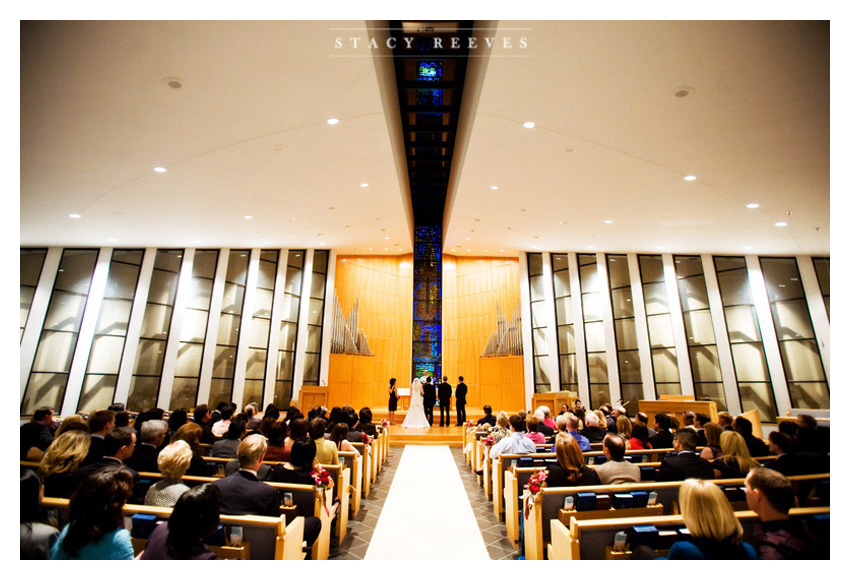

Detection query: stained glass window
xmin=413 ymin=225 xmax=442 ymax=379
xmin=417 ymin=61 xmax=442 ymax=81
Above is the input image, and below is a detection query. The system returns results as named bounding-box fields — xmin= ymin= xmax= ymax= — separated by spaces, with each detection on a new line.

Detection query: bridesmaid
xmin=387 ymin=378 xmax=398 ymax=425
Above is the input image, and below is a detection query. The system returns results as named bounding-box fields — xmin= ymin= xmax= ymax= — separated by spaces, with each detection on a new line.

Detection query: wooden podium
xmin=298 ymin=386 xmax=328 ymax=411
xmin=531 ymin=391 xmax=579 ymax=414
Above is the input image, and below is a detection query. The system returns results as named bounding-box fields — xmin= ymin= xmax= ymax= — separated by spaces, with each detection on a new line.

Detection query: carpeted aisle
xmin=364 ymin=445 xmax=491 ymax=560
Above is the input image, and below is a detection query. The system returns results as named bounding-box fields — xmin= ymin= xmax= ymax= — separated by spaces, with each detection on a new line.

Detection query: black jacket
xmin=455 ymin=382 xmax=468 ymax=406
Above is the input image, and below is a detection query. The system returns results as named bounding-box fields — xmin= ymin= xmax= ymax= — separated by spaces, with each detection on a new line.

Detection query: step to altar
xmin=385 ymin=424 xmax=466 ymax=447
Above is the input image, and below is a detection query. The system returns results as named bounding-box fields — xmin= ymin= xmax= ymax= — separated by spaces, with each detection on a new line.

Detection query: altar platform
xmin=370 ymin=406 xmax=484 ymax=448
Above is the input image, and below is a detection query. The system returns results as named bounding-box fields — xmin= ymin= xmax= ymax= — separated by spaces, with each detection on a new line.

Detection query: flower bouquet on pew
xmin=312 ymin=466 xmax=332 ymax=515
xmin=523 ymin=469 xmax=548 ymax=518
xmin=482 ymin=435 xmax=496 ymax=447
xmin=362 ymin=433 xmax=372 ymax=446
xmin=380 ymin=419 xmax=389 ymax=428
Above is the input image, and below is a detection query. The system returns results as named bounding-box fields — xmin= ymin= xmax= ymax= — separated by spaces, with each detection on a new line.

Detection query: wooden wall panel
xmin=443 ymin=256 xmax=523 ymax=411
xmin=327 ymin=255 xmax=412 ymax=409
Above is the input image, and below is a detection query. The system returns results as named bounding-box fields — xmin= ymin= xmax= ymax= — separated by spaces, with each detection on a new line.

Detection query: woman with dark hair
xmin=263 ymin=403 xmax=281 ymax=421
xmin=21 ymin=469 xmax=59 ymax=559
xmin=284 ymin=406 xmax=303 ymax=425
xmin=330 ymin=422 xmax=359 ymax=455
xmin=284 ymin=417 xmax=309 ymax=452
xmin=268 ymin=437 xmax=319 ymax=485
xmin=172 ymin=422 xmax=213 ymax=477
xmin=167 ymin=408 xmax=189 ymax=435
xmin=388 ymin=378 xmax=399 ymax=425
xmin=311 ymin=418 xmax=338 ymax=465
xmin=628 ymin=424 xmax=652 ymax=451
xmin=211 ymin=417 xmax=246 ymax=459
xmin=50 ymin=465 xmax=135 ymax=560
xmin=140 ymin=484 xmax=221 ymax=560
xmin=264 ymin=421 xmax=290 ymax=462
xmin=546 ymin=435 xmax=601 ymax=487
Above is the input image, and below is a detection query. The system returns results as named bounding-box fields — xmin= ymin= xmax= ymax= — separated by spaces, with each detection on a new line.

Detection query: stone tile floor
xmin=329 ymin=446 xmax=522 ymax=560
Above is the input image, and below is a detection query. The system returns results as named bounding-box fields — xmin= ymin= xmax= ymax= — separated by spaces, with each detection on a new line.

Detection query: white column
xmin=231 ymin=249 xmax=261 ymax=407
xmin=568 ymin=253 xmax=590 ymax=403
xmin=20 ymin=247 xmax=63 ymax=401
xmin=263 ymin=248 xmax=289 ymax=409
xmin=796 ymin=256 xmax=830 ymax=385
xmin=518 ymin=252 xmax=535 ymax=409
xmin=156 ymin=248 xmax=195 ymax=409
xmin=292 ymin=249 xmax=315 ymax=404
xmin=628 ymin=254 xmax=655 ymax=401
xmin=59 ymin=248 xmax=113 ymax=416
xmin=596 ymin=253 xmax=621 ymax=407
xmin=663 ymin=254 xmax=694 ymax=396
xmin=113 ymin=248 xmax=156 ymax=406
xmin=701 ymin=255 xmax=742 ymax=414
xmin=319 ymin=249 xmax=337 ymax=386
xmin=746 ymin=255 xmax=792 ymax=415
xmin=540 ymin=252 xmax=561 ymax=391
xmin=197 ymin=249 xmax=229 ymax=407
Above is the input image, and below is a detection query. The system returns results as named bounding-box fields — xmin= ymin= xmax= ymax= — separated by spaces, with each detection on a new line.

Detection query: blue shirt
xmin=550 ymin=431 xmax=591 ymax=452
xmin=50 ymin=525 xmax=134 ymax=560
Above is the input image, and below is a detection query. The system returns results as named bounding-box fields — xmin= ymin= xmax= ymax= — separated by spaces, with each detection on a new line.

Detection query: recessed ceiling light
xmin=108 ymin=238 xmax=117 ymax=243
xmin=499 ymin=249 xmax=505 ymax=253
xmin=319 ymin=242 xmax=326 ymax=246
xmin=775 ymin=221 xmax=788 ymax=227
xmin=69 ymin=213 xmax=81 ymax=219
xmin=327 ymin=118 xmax=340 ymax=125
xmin=490 ymin=185 xmax=499 ymax=190
xmin=465 ymin=237 xmax=470 ymax=241
xmin=289 ymin=218 xmax=296 ymax=222
xmin=361 ymin=183 xmax=369 ymax=188
xmin=744 ymin=246 xmax=753 ymax=250
xmin=522 ymin=121 xmax=535 ymax=129
xmin=467 ymin=249 xmax=472 ymax=252
xmin=368 ymin=248 xmax=373 ymax=251
xmin=384 ymin=236 xmax=390 ymax=240
xmin=153 ymin=166 xmax=167 ymax=173
xmin=604 ymin=220 xmax=613 ymax=224
xmin=384 ymin=248 xmax=389 ymax=251
xmin=244 ymin=215 xmax=253 ymax=220
xmin=746 ymin=203 xmax=760 ymax=209
xmin=684 ymin=175 xmax=697 ymax=181
xmin=483 ymin=249 xmax=488 ymax=252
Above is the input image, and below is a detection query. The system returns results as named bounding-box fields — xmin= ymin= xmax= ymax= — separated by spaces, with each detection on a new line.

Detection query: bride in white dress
xmin=401 ymin=376 xmax=431 ymax=429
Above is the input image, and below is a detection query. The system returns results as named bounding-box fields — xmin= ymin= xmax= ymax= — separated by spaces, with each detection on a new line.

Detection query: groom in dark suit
xmin=455 ymin=376 xmax=467 ymax=425
xmin=422 ymin=377 xmax=437 ymax=426
xmin=438 ymin=376 xmax=452 ymax=426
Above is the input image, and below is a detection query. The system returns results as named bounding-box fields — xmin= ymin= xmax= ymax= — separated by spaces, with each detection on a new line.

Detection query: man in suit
xmin=595 ymin=434 xmax=641 ymax=485
xmin=455 ymin=376 xmax=467 ymax=425
xmin=126 ymin=419 xmax=167 ymax=473
xmin=648 ymin=413 xmax=674 ymax=449
xmin=422 ymin=377 xmax=437 ymax=426
xmin=734 ymin=416 xmax=770 ymax=457
xmin=477 ymin=404 xmax=497 ymax=427
xmin=656 ymin=429 xmax=715 ymax=481
xmin=74 ymin=426 xmax=143 ymax=502
xmin=82 ymin=409 xmax=116 ymax=465
xmin=213 ymin=434 xmax=281 ymax=517
xmin=20 ymin=406 xmax=55 ymax=460
xmin=438 ymin=376 xmax=452 ymax=426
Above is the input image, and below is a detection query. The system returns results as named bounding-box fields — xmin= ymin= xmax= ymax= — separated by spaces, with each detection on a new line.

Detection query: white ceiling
xmin=21 ymin=20 xmax=830 ymax=257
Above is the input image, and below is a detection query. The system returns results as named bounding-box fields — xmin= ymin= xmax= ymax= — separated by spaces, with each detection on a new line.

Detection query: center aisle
xmin=364 ymin=445 xmax=491 ymax=560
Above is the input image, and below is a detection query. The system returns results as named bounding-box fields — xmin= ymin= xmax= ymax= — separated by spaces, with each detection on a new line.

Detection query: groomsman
xmin=455 ymin=377 xmax=467 ymax=426
xmin=438 ymin=377 xmax=452 ymax=426
xmin=422 ymin=377 xmax=437 ymax=426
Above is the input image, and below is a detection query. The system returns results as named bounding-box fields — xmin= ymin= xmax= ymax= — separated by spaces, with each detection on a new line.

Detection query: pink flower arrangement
xmin=524 ymin=469 xmax=548 ymax=517
xmin=311 ymin=467 xmax=330 ymax=488
xmin=362 ymin=433 xmax=373 ymax=446
xmin=381 ymin=419 xmax=389 ymax=427
xmin=482 ymin=435 xmax=496 ymax=447
xmin=466 ymin=420 xmax=475 ymax=428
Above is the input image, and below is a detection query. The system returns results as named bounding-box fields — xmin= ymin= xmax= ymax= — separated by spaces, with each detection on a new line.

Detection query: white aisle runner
xmin=364 ymin=445 xmax=490 ymax=560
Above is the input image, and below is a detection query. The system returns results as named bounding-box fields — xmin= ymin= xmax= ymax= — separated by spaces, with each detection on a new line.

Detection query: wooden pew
xmin=524 ymin=472 xmax=830 ymax=560
xmin=350 ymin=442 xmax=371 ymax=498
xmin=338 ymin=450 xmax=362 ymax=516
xmin=549 ymin=506 xmax=830 ymax=560
xmin=319 ymin=462 xmax=350 ymax=543
xmin=40 ymin=496 xmax=306 ymax=560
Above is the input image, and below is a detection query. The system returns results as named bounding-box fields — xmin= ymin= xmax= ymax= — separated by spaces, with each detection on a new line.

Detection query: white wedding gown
xmin=402 ymin=378 xmax=431 ymax=429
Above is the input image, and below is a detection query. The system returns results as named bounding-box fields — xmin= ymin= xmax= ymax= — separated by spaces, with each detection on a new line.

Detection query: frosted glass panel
xmin=607 ymin=256 xmax=630 ymax=289
xmin=180 ymin=308 xmax=210 ymax=343
xmin=278 ymin=321 xmax=297 ymax=352
xmin=86 ymin=335 xmax=125 ymax=374
xmin=582 ymin=293 xmax=602 ymax=322
xmin=186 ymin=278 xmax=213 ymax=311
xmin=174 ymin=343 xmax=204 ymax=377
xmin=284 ymin=266 xmax=303 ymax=295
xmin=282 ymin=295 xmax=300 ymax=323
xmin=678 ymin=276 xmax=710 ymax=311
xmin=647 ymin=314 xmax=675 ymax=347
xmin=730 ymin=342 xmax=769 ymax=382
xmin=579 ymin=264 xmax=600 ymax=293
xmin=221 ymin=282 xmax=245 ymax=314
xmin=529 ymin=274 xmax=546 ymax=300
xmin=133 ymin=339 xmax=166 ymax=375
xmin=226 ymin=252 xmax=249 ymax=284
xmin=78 ymin=374 xmax=117 ymax=414
xmin=788 ymin=382 xmax=830 ymax=409
xmin=533 ymin=356 xmax=550 ymax=386
xmin=103 ymin=262 xmax=139 ymax=299
xmin=560 ymin=354 xmax=577 ymax=385
xmin=306 ymin=324 xmax=322 ymax=353
xmin=779 ymin=340 xmax=826 ymax=382
xmin=674 ymin=256 xmax=703 ymax=279
xmin=140 ymin=304 xmax=172 ymax=339
xmin=683 ymin=310 xmax=716 ymax=345
xmin=277 ymin=351 xmax=294 ymax=382
xmin=310 ymin=272 xmax=326 ymax=300
xmin=95 ymin=299 xmax=132 ymax=336
xmin=32 ymin=331 xmax=76 ymax=372
xmin=771 ymin=301 xmax=815 ymax=340
xmin=527 ymin=253 xmax=543 ymax=276
xmin=253 ymin=288 xmax=273 ymax=318
xmin=555 ymin=296 xmax=573 ymax=325
xmin=610 ymin=288 xmax=634 ymax=318
xmin=652 ymin=348 xmax=680 ymax=382
xmin=148 ymin=270 xmax=179 ymax=305
xmin=587 ymin=353 xmax=608 ymax=383
xmin=248 ymin=318 xmax=270 ymax=349
xmin=213 ymin=346 xmax=236 ymax=377
xmin=553 ymin=268 xmax=571 ymax=298
xmin=154 ymin=250 xmax=183 ymax=273
xmin=192 ymin=250 xmax=218 ymax=279
xmin=724 ymin=306 xmax=761 ymax=343
xmin=245 ymin=350 xmax=267 ymax=380
xmin=557 ymin=324 xmax=575 ymax=352
xmin=532 ymin=327 xmax=549 ymax=355
xmin=689 ymin=345 xmax=722 ymax=382
xmin=22 ymin=373 xmax=67 ymax=414
xmin=531 ymin=301 xmax=550 ymax=328
xmin=257 ymin=259 xmax=277 ymax=290
xmin=615 ymin=319 xmax=639 ymax=350
xmin=618 ymin=350 xmax=642 ymax=382
xmin=584 ymin=321 xmax=606 ymax=352
xmin=302 ymin=353 xmax=320 ymax=384
xmin=307 ymin=299 xmax=324 ymax=325
xmin=217 ymin=314 xmax=241 ymax=346
xmin=642 ymin=283 xmax=669 ymax=315
xmin=43 ymin=292 xmax=87 ymax=332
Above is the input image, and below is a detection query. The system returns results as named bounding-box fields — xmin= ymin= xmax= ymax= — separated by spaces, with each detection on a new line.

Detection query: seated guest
xmin=39 ymin=431 xmax=90 ymax=499
xmin=310 ymin=418 xmax=338 ymax=466
xmin=657 ymin=429 xmax=714 ymax=482
xmin=744 ymin=468 xmax=827 ymax=559
xmin=74 ymin=426 xmax=139 ymax=491
xmin=553 ymin=413 xmax=591 ymax=452
xmin=167 ymin=408 xmax=189 ymax=436
xmin=211 ymin=417 xmax=246 ymax=459
xmin=616 ymin=415 xmax=633 ymax=446
xmin=764 ymin=431 xmax=829 ymax=476
xmin=140 ymin=484 xmax=221 ymax=560
xmin=358 ymin=407 xmax=378 ymax=438
xmin=477 ymin=405 xmax=497 ymax=427
xmin=264 ymin=421 xmax=290 ymax=462
xmin=55 ymin=414 xmax=88 ymax=437
xmin=580 ymin=411 xmax=607 ymax=443
xmin=718 ymin=411 xmax=735 ymax=431
xmin=114 ymin=411 xmax=131 ymax=428
xmin=82 ymin=409 xmax=115 ymax=465
xmin=712 ymin=431 xmax=759 ymax=479
xmin=534 ymin=407 xmax=555 ymax=437
xmin=284 ymin=406 xmax=304 ymax=425
xmin=266 ymin=404 xmax=283 ymax=421
xmin=126 ymin=419 xmax=167 ymax=473
xmin=490 ymin=411 xmax=511 ymax=444
xmin=285 ymin=417 xmax=309 ymax=450
xmin=210 ymin=405 xmax=235 ymax=440
xmin=171 ymin=422 xmax=213 ymax=477
xmin=192 ymin=404 xmax=211 ymax=429
xmin=628 ymin=423 xmax=652 ymax=453
xmin=648 ymin=413 xmax=673 ymax=449
xmin=594 ymin=434 xmax=640 ymax=485
xmin=268 ymin=437 xmax=320 ymax=485
xmin=489 ymin=414 xmax=537 ymax=459
xmin=21 ymin=406 xmax=55 ymax=461
xmin=700 ymin=422 xmax=724 ymax=461
xmin=524 ymin=415 xmax=546 ymax=445
xmin=50 ymin=465 xmax=135 ymax=560
xmin=546 ymin=435 xmax=601 ymax=487
xmin=342 ymin=406 xmax=363 ymax=442
xmin=694 ymin=412 xmax=711 ymax=446
xmin=794 ymin=415 xmax=829 ymax=454
xmin=633 ymin=479 xmax=756 ymax=559
xmin=144 ymin=440 xmax=192 ymax=507
xmin=539 ymin=406 xmax=557 ymax=431
xmin=212 ymin=435 xmax=281 ymax=517
xmin=634 ymin=412 xmax=656 ymax=438
xmin=330 ymin=423 xmax=359 ymax=455
xmin=734 ymin=416 xmax=769 ymax=458
xmin=21 ymin=469 xmax=60 ymax=559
